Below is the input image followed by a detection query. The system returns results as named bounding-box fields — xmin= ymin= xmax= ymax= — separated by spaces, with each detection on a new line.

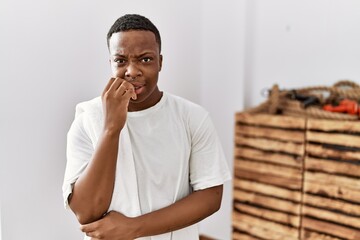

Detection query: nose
xmin=125 ymin=62 xmax=142 ymax=81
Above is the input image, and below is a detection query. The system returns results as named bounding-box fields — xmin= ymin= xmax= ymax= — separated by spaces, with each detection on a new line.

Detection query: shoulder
xmin=69 ymin=96 xmax=103 ymax=137
xmin=75 ymin=96 xmax=102 ymax=117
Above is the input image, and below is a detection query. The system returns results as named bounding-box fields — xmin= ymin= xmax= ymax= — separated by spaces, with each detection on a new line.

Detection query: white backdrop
xmin=1 ymin=1 xmax=360 ymax=240
xmin=244 ymin=0 xmax=360 ymax=108
xmin=0 ymin=0 xmax=244 ymax=239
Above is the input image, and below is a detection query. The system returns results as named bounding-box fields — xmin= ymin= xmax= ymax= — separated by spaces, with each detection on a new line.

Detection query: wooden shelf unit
xmin=233 ymin=113 xmax=360 ymax=240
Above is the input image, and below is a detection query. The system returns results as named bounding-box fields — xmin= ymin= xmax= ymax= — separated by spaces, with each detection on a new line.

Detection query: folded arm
xmin=80 ymin=184 xmax=223 ymax=239
xmin=68 ymin=129 xmax=120 ymax=224
xmin=68 ymin=78 xmax=136 ymax=224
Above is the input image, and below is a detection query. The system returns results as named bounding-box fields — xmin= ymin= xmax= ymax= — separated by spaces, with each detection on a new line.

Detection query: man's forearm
xmin=69 ymin=129 xmax=120 ymax=224
xmin=134 ymin=185 xmax=223 ymax=238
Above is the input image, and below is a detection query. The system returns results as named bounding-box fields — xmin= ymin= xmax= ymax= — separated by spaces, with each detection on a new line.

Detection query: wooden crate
xmin=233 ymin=113 xmax=360 ymax=240
xmin=233 ymin=113 xmax=305 ymax=240
xmin=302 ymin=118 xmax=360 ymax=240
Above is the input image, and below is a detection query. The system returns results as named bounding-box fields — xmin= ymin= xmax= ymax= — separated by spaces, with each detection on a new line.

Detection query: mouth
xmin=132 ymin=84 xmax=145 ymax=95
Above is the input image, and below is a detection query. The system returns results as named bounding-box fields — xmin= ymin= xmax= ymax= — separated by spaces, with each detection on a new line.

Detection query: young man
xmin=63 ymin=14 xmax=231 ymax=240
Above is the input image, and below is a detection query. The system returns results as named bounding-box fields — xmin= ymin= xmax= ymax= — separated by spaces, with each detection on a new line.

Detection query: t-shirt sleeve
xmin=62 ymin=113 xmax=94 ymax=209
xmin=189 ymin=114 xmax=232 ymax=191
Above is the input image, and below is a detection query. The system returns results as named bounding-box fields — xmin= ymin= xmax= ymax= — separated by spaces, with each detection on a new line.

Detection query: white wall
xmin=0 ymin=203 xmax=2 ymax=240
xmin=199 ymin=1 xmax=245 ymax=239
xmin=244 ymin=0 xmax=360 ymax=108
xmin=0 ymin=0 xmax=231 ymax=239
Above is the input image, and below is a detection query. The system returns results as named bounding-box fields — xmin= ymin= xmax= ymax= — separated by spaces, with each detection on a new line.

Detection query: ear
xmin=159 ymin=54 xmax=163 ymax=72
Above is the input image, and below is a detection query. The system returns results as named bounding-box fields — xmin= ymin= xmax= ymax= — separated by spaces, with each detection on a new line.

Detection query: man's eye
xmin=114 ymin=59 xmax=126 ymax=64
xmin=142 ymin=57 xmax=152 ymax=63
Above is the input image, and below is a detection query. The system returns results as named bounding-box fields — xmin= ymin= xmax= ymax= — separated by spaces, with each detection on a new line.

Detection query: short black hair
xmin=107 ymin=14 xmax=161 ymax=53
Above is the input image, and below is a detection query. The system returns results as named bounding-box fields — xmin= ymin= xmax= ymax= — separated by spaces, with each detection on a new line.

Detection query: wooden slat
xmin=235 ymin=124 xmax=305 ymax=143
xmin=235 ymin=169 xmax=302 ymax=190
xmin=234 ymin=202 xmax=301 ymax=227
xmin=233 ymin=189 xmax=301 ymax=214
xmin=302 ymin=217 xmax=360 ymax=240
xmin=306 ymin=143 xmax=360 ymax=161
xmin=301 ymin=230 xmax=342 ymax=240
xmin=233 ymin=178 xmax=301 ymax=202
xmin=234 ymin=147 xmax=302 ymax=168
xmin=307 ymin=131 xmax=360 ymax=148
xmin=303 ymin=193 xmax=360 ymax=216
xmin=305 ymin=156 xmax=360 ymax=177
xmin=236 ymin=113 xmax=306 ymax=129
xmin=307 ymin=118 xmax=360 ymax=132
xmin=232 ymin=232 xmax=258 ymax=240
xmin=235 ymin=135 xmax=304 ymax=155
xmin=233 ymin=218 xmax=297 ymax=240
xmin=305 ymin=171 xmax=360 ymax=191
xmin=304 ymin=180 xmax=360 ymax=204
xmin=302 ymin=205 xmax=360 ymax=229
xmin=234 ymin=159 xmax=302 ymax=180
xmin=233 ymin=212 xmax=299 ymax=239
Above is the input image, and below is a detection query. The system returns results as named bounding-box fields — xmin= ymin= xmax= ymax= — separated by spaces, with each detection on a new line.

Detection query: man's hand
xmin=102 ymin=77 xmax=137 ymax=133
xmin=79 ymin=185 xmax=223 ymax=239
xmin=80 ymin=211 xmax=139 ymax=240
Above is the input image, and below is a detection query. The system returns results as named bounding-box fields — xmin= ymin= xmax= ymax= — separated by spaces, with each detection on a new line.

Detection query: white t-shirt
xmin=63 ymin=92 xmax=231 ymax=240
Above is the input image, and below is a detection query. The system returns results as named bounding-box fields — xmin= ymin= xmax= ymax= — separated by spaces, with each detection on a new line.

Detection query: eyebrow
xmin=112 ymin=51 xmax=156 ymax=58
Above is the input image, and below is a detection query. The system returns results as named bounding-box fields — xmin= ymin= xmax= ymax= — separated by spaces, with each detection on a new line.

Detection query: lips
xmin=131 ymin=83 xmax=145 ymax=95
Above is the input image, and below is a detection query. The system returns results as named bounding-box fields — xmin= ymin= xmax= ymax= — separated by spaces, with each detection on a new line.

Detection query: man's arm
xmin=80 ymin=185 xmax=223 ymax=240
xmin=68 ymin=78 xmax=136 ymax=224
xmin=68 ymin=129 xmax=120 ymax=224
xmin=135 ymin=185 xmax=223 ymax=237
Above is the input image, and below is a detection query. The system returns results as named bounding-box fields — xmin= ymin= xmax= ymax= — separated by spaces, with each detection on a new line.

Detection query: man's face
xmin=108 ymin=30 xmax=163 ymax=111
